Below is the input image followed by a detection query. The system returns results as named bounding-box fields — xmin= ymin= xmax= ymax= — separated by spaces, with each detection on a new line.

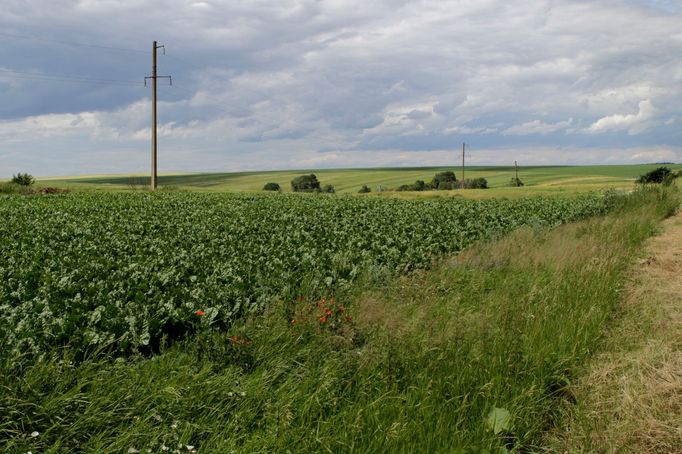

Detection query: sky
xmin=1 ymin=0 xmax=681 ymax=177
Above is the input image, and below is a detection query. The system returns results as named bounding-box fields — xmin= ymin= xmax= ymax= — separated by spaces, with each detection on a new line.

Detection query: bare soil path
xmin=552 ymin=209 xmax=682 ymax=452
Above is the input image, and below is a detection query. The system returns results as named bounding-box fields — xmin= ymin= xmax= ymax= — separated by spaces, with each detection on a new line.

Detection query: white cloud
xmin=629 ymin=147 xmax=679 ymax=163
xmin=0 ymin=100 xmax=149 ymax=142
xmin=504 ymin=118 xmax=574 ymax=135
xmin=587 ymin=100 xmax=656 ymax=134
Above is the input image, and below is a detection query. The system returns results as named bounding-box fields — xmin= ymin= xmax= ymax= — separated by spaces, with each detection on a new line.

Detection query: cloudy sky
xmin=1 ymin=0 xmax=681 ymax=177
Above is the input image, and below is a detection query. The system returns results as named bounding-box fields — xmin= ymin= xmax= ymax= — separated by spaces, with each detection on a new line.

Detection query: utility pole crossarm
xmin=145 ymin=40 xmax=172 ymax=190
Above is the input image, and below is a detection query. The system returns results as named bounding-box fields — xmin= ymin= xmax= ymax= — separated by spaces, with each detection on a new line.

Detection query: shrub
xmin=637 ymin=167 xmax=674 ymax=185
xmin=263 ymin=182 xmax=281 ymax=192
xmin=397 ymin=180 xmax=428 ymax=192
xmin=510 ymin=177 xmax=524 ymax=187
xmin=11 ymin=173 xmax=35 ymax=186
xmin=431 ymin=171 xmax=457 ymax=189
xmin=321 ymin=184 xmax=335 ymax=194
xmin=358 ymin=185 xmax=371 ymax=193
xmin=291 ymin=174 xmax=321 ymax=192
xmin=458 ymin=178 xmax=489 ymax=189
xmin=437 ymin=181 xmax=458 ymax=190
xmin=469 ymin=178 xmax=489 ymax=189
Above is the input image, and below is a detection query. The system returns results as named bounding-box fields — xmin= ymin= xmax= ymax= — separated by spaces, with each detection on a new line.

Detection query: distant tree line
xmin=263 ymin=174 xmax=335 ymax=193
xmin=264 ymin=171 xmax=492 ymax=194
xmin=396 ymin=171 xmax=488 ymax=191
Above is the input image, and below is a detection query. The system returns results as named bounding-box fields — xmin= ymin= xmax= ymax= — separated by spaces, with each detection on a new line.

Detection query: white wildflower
xmin=128 ymin=448 xmax=140 ymax=454
xmin=30 ymin=431 xmax=39 ymax=438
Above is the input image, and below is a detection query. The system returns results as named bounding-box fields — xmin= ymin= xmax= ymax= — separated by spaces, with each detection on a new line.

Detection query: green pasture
xmin=36 ymin=164 xmax=682 ymax=196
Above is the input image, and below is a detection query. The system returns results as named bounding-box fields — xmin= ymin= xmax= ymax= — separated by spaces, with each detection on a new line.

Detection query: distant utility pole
xmin=461 ymin=142 xmax=466 ymax=181
xmin=515 ymin=160 xmax=519 ymax=181
xmin=145 ymin=41 xmax=172 ymax=190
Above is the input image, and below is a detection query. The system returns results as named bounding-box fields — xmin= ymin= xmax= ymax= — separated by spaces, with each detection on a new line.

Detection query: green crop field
xmin=0 ymin=191 xmax=610 ymax=357
xmin=1 ymin=171 xmax=679 ymax=452
xmin=38 ymin=164 xmax=682 ymax=196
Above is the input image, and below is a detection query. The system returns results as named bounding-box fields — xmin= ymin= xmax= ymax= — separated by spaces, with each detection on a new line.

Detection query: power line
xmin=0 ymin=31 xmax=148 ymax=54
xmin=0 ymin=69 xmax=141 ymax=86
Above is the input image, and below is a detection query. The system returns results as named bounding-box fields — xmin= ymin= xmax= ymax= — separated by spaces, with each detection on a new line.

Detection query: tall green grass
xmin=0 ymin=182 xmax=23 ymax=195
xmin=0 ymin=186 xmax=678 ymax=453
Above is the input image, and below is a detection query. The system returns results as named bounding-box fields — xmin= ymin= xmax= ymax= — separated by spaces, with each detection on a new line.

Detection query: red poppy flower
xmin=196 ymin=310 xmax=204 ymax=316
xmin=230 ymin=335 xmax=238 ymax=345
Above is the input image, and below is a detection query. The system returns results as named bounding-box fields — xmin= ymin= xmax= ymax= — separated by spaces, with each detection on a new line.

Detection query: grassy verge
xmin=1 ymin=186 xmax=678 ymax=453
xmin=0 ymin=182 xmax=68 ymax=196
xmin=547 ymin=182 xmax=682 ymax=452
xmin=0 ymin=182 xmax=26 ymax=195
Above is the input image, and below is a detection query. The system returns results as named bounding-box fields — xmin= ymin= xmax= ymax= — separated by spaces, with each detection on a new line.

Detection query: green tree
xmin=431 ymin=171 xmax=457 ymax=189
xmin=263 ymin=182 xmax=281 ymax=192
xmin=291 ymin=174 xmax=321 ymax=192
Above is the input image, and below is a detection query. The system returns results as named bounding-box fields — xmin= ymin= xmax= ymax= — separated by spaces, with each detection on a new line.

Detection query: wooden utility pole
xmin=515 ymin=160 xmax=519 ymax=181
xmin=145 ymin=41 xmax=171 ymax=190
xmin=151 ymin=41 xmax=158 ymax=190
xmin=461 ymin=142 xmax=466 ymax=181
